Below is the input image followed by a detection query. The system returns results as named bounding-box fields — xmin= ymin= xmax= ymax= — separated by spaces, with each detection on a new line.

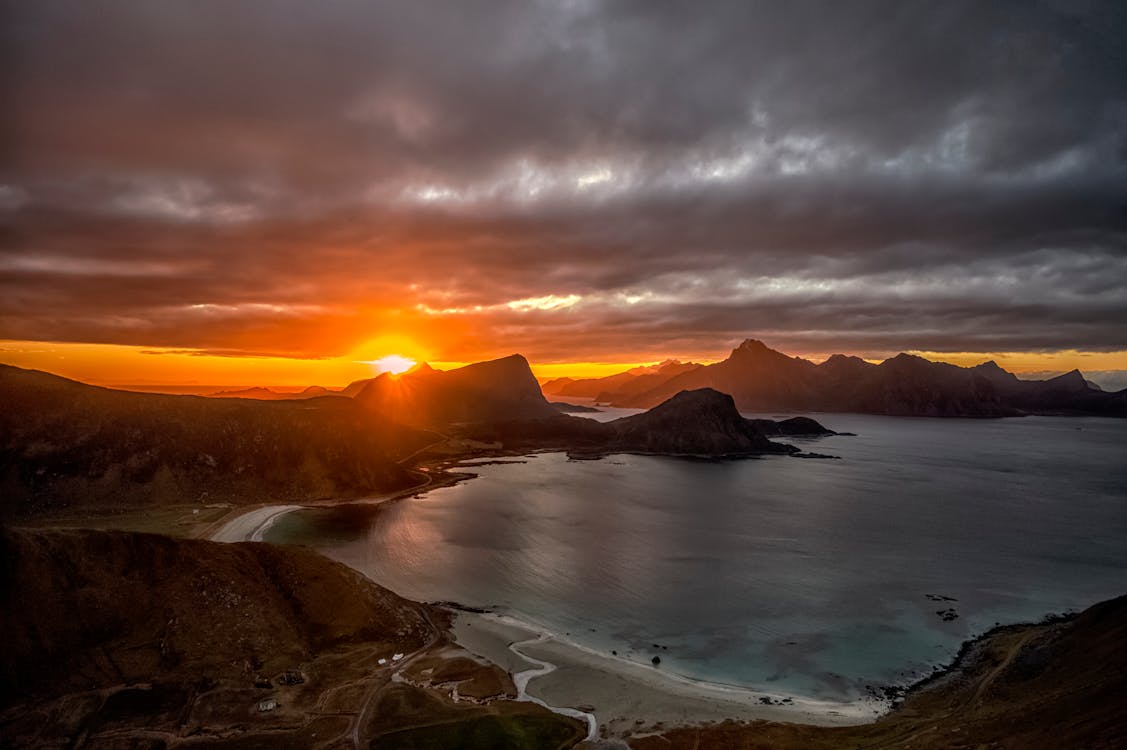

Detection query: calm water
xmin=264 ymin=414 xmax=1127 ymax=701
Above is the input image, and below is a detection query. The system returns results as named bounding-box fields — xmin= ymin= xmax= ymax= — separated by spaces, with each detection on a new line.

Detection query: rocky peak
xmin=608 ymin=388 xmax=789 ymax=455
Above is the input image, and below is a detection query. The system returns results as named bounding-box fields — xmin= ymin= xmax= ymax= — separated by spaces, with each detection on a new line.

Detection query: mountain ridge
xmin=557 ymin=339 xmax=1126 ymax=417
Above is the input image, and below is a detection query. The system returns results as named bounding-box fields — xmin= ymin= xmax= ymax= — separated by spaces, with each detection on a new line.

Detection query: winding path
xmin=509 ymin=634 xmax=598 ymax=742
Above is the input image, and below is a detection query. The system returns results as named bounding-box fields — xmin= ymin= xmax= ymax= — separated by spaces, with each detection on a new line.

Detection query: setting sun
xmin=370 ymin=354 xmax=417 ymax=375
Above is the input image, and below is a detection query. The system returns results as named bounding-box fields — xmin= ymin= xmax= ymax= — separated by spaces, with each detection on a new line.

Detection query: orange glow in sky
xmin=369 ymin=354 xmax=416 ymax=375
xmin=4 ymin=4 xmax=1126 ymax=397
xmin=3 ymin=338 xmax=1127 ymax=391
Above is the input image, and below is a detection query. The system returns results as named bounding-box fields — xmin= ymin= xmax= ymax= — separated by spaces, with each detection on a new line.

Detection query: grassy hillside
xmin=0 ymin=528 xmax=585 ymax=749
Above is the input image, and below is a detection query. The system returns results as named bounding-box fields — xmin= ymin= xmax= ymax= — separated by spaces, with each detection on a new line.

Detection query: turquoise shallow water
xmin=264 ymin=414 xmax=1127 ymax=701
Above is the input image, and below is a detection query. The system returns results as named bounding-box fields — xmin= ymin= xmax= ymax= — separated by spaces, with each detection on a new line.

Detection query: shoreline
xmin=200 ymin=460 xmax=879 ymax=739
xmin=202 ymin=460 xmax=474 ymax=544
xmin=451 ymin=610 xmax=875 ymax=740
xmin=195 ymin=452 xmax=1099 ymax=742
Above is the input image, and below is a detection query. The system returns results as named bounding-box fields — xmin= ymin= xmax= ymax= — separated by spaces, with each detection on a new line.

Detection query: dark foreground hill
xmin=0 ymin=528 xmax=432 ymax=704
xmin=2 ymin=529 xmax=1123 ymax=750
xmin=632 ymin=594 xmax=1127 ymax=750
xmin=0 ymin=364 xmax=437 ymax=520
xmin=0 ymin=528 xmax=584 ymax=749
xmin=559 ymin=339 xmax=1127 ymax=417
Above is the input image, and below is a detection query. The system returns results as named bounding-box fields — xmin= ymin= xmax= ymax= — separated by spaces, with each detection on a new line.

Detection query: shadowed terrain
xmin=0 ymin=364 xmax=438 ymax=520
xmin=0 ymin=528 xmax=585 ymax=749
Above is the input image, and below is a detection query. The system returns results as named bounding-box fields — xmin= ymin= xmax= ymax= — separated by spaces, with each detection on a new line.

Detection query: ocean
xmin=262 ymin=413 xmax=1127 ymax=701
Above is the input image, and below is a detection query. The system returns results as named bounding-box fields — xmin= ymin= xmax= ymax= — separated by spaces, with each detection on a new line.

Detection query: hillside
xmin=0 ymin=528 xmax=584 ymax=749
xmin=0 ymin=364 xmax=436 ymax=519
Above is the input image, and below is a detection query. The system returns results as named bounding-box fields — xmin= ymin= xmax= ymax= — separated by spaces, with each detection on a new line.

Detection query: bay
xmin=263 ymin=414 xmax=1127 ymax=701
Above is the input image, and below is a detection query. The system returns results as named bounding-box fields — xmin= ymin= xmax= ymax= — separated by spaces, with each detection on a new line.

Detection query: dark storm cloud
xmin=2 ymin=0 xmax=1126 ymax=360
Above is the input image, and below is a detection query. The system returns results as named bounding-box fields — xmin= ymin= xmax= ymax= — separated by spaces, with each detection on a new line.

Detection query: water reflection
xmin=265 ymin=415 xmax=1127 ymax=700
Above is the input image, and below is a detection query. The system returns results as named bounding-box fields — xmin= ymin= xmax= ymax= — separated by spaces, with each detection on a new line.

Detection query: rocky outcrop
xmin=607 ymin=389 xmax=795 ymax=455
xmin=747 ymin=416 xmax=836 ymax=437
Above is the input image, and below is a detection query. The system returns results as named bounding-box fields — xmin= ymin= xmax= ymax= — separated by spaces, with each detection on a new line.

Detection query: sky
xmin=2 ymin=1 xmax=1126 ymax=387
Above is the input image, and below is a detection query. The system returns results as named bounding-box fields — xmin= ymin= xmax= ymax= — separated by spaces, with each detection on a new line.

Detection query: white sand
xmin=450 ymin=612 xmax=539 ymax=674
xmin=452 ymin=611 xmax=879 ymax=740
xmin=209 ymin=504 xmax=303 ymax=542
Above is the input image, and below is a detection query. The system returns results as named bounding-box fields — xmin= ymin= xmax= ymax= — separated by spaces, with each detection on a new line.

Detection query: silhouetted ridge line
xmin=553 ymin=339 xmax=1125 ymax=417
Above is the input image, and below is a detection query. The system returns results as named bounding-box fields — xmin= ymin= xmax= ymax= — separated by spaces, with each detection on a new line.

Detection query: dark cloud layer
xmin=2 ymin=0 xmax=1126 ymax=361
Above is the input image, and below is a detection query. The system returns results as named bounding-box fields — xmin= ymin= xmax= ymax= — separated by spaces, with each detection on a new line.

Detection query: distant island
xmin=543 ymin=339 xmax=1127 ymax=418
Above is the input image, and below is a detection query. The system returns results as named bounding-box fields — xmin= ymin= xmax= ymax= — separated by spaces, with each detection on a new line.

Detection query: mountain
xmin=340 ymin=376 xmax=377 ymax=397
xmin=209 ymin=385 xmax=288 ymax=399
xmin=623 ymin=340 xmax=822 ymax=411
xmin=354 ymin=354 xmax=560 ymax=428
xmin=207 ymin=385 xmax=344 ymax=400
xmin=0 ymin=364 xmax=436 ymax=519
xmin=842 ymin=352 xmax=1016 ymax=417
xmin=576 ymin=339 xmax=1125 ymax=417
xmin=542 ymin=360 xmax=703 ymax=400
xmin=539 ymin=375 xmax=575 ymax=393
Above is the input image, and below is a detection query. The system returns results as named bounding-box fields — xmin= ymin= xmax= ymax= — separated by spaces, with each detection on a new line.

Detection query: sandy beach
xmin=452 ymin=611 xmax=876 ymax=741
xmin=209 ymin=504 xmax=305 ymax=542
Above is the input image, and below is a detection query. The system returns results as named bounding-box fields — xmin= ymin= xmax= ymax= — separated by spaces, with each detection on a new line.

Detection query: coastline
xmin=202 ymin=459 xmax=472 ymax=544
xmin=208 ymin=503 xmax=305 ymax=542
xmin=451 ymin=610 xmax=875 ymax=741
xmin=195 ymin=452 xmax=1106 ymax=743
xmin=202 ymin=478 xmax=877 ymax=740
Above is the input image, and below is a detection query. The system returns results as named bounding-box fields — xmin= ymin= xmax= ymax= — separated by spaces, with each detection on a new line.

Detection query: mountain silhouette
xmin=568 ymin=339 xmax=1126 ymax=417
xmin=355 ymin=354 xmax=561 ymax=427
